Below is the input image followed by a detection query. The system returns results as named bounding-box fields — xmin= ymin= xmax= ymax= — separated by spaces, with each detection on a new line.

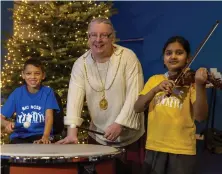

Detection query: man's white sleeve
xmin=64 ymin=59 xmax=85 ymax=126
xmin=115 ymin=51 xmax=144 ymax=130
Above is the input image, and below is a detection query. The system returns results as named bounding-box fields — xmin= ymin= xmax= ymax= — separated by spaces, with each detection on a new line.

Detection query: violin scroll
xmin=207 ymin=72 xmax=222 ymax=89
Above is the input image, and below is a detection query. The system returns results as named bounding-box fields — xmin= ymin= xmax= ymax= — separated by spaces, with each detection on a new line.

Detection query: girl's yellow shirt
xmin=140 ymin=74 xmax=196 ymax=155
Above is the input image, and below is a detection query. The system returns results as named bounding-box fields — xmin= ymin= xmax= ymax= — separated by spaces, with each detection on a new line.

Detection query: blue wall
xmin=111 ymin=1 xmax=222 ymax=130
xmin=111 ymin=2 xmax=222 ymax=173
xmin=111 ymin=1 xmax=222 ymax=79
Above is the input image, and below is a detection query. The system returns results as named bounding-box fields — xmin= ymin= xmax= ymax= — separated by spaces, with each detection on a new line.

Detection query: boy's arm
xmin=1 ymin=114 xmax=8 ymax=127
xmin=1 ymin=90 xmax=16 ymax=128
xmin=42 ymin=109 xmax=53 ymax=139
xmin=1 ymin=114 xmax=15 ymax=132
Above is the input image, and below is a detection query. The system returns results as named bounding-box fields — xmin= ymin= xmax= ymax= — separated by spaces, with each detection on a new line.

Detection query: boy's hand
xmin=195 ymin=68 xmax=208 ymax=86
xmin=5 ymin=121 xmax=15 ymax=133
xmin=33 ymin=135 xmax=51 ymax=144
xmin=156 ymin=80 xmax=175 ymax=94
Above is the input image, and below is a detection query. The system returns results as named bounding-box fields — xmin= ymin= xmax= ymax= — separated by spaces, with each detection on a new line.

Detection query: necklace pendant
xmin=99 ymin=98 xmax=108 ymax=110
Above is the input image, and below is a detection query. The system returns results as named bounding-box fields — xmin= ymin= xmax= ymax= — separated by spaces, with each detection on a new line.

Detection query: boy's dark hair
xmin=162 ymin=36 xmax=191 ymax=55
xmin=23 ymin=57 xmax=45 ymax=72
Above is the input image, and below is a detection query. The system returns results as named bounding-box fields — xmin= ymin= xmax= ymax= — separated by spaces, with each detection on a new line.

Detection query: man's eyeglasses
xmin=88 ymin=33 xmax=112 ymax=40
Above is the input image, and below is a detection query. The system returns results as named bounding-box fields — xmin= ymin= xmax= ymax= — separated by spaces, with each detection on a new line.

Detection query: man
xmin=57 ymin=17 xmax=145 ymax=173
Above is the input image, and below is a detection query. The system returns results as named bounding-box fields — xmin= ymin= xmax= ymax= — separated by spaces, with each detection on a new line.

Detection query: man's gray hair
xmin=88 ymin=17 xmax=116 ymax=39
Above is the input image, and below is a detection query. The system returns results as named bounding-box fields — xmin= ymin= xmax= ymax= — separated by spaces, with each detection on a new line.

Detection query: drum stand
xmin=6 ymin=160 xmax=116 ymax=174
xmin=1 ymin=159 xmax=10 ymax=174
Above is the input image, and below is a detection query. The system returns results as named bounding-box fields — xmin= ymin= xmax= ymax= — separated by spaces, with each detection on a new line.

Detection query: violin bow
xmin=174 ymin=20 xmax=220 ymax=86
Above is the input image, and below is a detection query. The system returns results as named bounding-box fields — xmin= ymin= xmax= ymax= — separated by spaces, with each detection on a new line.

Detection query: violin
xmin=168 ymin=20 xmax=222 ymax=90
xmin=168 ymin=69 xmax=222 ymax=89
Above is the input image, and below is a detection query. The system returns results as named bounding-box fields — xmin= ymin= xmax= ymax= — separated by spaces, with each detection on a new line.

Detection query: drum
xmin=1 ymin=144 xmax=123 ymax=174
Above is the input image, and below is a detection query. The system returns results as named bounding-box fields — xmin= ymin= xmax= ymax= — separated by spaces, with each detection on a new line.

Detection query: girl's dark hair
xmin=23 ymin=57 xmax=45 ymax=72
xmin=162 ymin=36 xmax=191 ymax=55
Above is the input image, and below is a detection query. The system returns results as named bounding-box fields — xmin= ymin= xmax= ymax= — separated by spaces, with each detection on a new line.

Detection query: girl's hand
xmin=156 ymin=80 xmax=175 ymax=94
xmin=195 ymin=68 xmax=208 ymax=86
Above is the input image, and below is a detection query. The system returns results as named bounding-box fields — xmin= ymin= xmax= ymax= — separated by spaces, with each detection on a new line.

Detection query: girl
xmin=134 ymin=36 xmax=208 ymax=174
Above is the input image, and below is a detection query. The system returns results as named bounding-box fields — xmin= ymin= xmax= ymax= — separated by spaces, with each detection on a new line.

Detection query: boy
xmin=1 ymin=57 xmax=60 ymax=144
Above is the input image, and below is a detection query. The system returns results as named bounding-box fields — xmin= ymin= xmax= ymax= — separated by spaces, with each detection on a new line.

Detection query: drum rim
xmin=1 ymin=151 xmax=123 ymax=164
xmin=1 ymin=149 xmax=121 ymax=158
xmin=1 ymin=144 xmax=124 ymax=163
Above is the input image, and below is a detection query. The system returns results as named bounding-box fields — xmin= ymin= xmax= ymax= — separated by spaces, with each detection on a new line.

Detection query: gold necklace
xmin=83 ymin=49 xmax=123 ymax=110
xmin=95 ymin=57 xmax=110 ymax=110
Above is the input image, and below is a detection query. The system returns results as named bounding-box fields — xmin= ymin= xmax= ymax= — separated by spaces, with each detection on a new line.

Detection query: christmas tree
xmin=1 ymin=1 xmax=116 ymax=144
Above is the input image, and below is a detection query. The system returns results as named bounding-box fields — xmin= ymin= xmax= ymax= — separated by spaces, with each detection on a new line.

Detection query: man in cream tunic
xmin=57 ymin=17 xmax=145 ymax=173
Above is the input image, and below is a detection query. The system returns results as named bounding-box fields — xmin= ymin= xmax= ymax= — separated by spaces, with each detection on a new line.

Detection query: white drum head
xmin=1 ymin=144 xmax=120 ymax=157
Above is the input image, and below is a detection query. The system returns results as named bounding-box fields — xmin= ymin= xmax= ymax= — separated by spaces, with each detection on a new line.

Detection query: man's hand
xmin=55 ymin=135 xmax=79 ymax=144
xmin=104 ymin=122 xmax=122 ymax=141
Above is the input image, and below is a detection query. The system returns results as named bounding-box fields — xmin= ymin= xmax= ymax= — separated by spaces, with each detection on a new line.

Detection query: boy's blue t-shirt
xmin=1 ymin=85 xmax=60 ymax=140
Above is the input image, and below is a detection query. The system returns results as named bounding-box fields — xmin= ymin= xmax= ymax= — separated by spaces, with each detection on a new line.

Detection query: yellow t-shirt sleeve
xmin=190 ymin=83 xmax=196 ymax=104
xmin=140 ymin=75 xmax=156 ymax=95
